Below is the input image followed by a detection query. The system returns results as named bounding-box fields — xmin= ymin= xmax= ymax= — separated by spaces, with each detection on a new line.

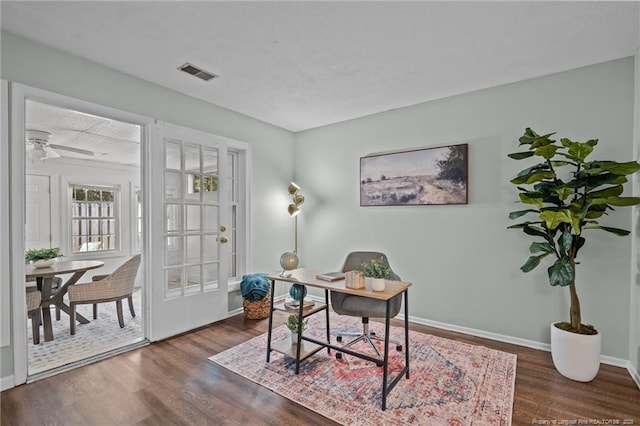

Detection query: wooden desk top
xmin=267 ymin=268 xmax=411 ymax=301
xmin=25 ymin=260 xmax=105 ymax=279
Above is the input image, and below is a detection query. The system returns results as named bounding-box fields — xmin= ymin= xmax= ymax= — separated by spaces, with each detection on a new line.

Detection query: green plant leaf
xmin=508 ymin=209 xmax=539 ymax=220
xmin=587 ymin=185 xmax=623 ymax=199
xmin=582 ymin=225 xmax=630 ymax=236
xmin=521 ymin=255 xmax=545 ymax=272
xmin=534 ymin=144 xmax=558 ymax=160
xmin=530 ymin=241 xmax=554 ymax=254
xmin=560 ymin=138 xmax=572 ymax=148
xmin=555 ymin=187 xmax=574 ymax=200
xmin=508 ymin=151 xmax=535 ymax=160
xmin=568 ymin=142 xmax=593 ymax=162
xmin=558 ymin=232 xmax=573 ymax=255
xmin=539 ymin=210 xmax=572 ymax=230
xmin=604 ymin=196 xmax=640 ymax=207
xmin=518 ymin=128 xmax=540 ymax=145
xmin=519 ymin=192 xmax=544 ymax=207
xmin=606 ymin=161 xmax=640 ymax=176
xmin=548 ymin=256 xmax=574 ymax=287
xmin=510 ymin=170 xmax=556 ymax=185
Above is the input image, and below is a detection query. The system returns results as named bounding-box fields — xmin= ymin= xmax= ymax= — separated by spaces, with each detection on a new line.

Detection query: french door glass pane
xmin=203 ymin=263 xmax=218 ymax=288
xmin=185 ymin=204 xmax=200 ymax=232
xmin=165 ymin=204 xmax=182 ymax=233
xmin=165 ymin=236 xmax=183 ymax=266
xmin=165 ymin=140 xmax=181 ymax=170
xmin=164 ymin=171 xmax=182 ymax=199
xmin=185 ymin=235 xmax=201 ymax=264
xmin=184 ymin=144 xmax=200 ymax=173
xmin=202 ymin=235 xmax=219 ymax=262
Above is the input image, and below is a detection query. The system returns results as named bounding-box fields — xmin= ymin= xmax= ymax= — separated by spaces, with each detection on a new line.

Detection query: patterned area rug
xmin=27 ymin=289 xmax=143 ymax=375
xmin=210 ymin=313 xmax=516 ymax=426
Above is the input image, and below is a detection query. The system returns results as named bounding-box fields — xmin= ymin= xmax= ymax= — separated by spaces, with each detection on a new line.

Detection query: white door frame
xmin=9 ymin=83 xmax=152 ymax=385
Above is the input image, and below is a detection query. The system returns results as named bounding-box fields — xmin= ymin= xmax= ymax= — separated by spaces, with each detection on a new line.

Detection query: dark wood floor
xmin=2 ymin=311 xmax=639 ymax=425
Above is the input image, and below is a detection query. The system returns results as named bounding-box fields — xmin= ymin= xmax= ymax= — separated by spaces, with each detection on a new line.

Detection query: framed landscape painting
xmin=360 ymin=143 xmax=468 ymax=206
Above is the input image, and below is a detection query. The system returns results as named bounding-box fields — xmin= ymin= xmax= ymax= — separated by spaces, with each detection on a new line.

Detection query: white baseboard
xmin=397 ymin=314 xmax=629 ymax=368
xmin=628 ymin=362 xmax=640 ymax=390
xmin=0 ymin=374 xmax=15 ymax=391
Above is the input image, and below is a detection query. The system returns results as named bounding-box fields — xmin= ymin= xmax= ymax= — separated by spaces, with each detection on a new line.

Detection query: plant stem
xmin=568 ymin=253 xmax=581 ymax=331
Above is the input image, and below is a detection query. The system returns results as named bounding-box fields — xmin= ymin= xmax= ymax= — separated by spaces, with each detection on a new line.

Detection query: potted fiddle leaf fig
xmin=508 ymin=128 xmax=640 ymax=382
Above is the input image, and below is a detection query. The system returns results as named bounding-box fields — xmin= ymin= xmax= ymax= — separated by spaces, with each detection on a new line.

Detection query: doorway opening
xmin=24 ymin=99 xmax=145 ymax=376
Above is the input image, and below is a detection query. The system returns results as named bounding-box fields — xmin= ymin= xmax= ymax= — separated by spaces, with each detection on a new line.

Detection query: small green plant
xmin=25 ymin=247 xmax=63 ymax=263
xmin=285 ymin=314 xmax=308 ymax=334
xmin=361 ymin=257 xmax=392 ymax=279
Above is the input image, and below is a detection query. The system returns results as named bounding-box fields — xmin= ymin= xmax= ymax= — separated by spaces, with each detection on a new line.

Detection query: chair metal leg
xmin=93 ymin=304 xmax=98 ymax=319
xmin=336 ymin=318 xmax=401 ymax=360
xmin=128 ymin=295 xmax=135 ymax=317
xmin=116 ymin=300 xmax=125 ymax=328
xmin=70 ymin=303 xmax=76 ymax=335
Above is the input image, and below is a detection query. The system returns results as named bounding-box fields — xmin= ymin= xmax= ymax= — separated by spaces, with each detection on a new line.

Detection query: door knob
xmin=219 ymin=236 xmax=228 ymax=243
xmin=220 ymin=225 xmax=227 ymax=232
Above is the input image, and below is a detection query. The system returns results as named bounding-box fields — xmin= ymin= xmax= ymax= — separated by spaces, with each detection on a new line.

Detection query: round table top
xmin=25 ymin=260 xmax=105 ymax=279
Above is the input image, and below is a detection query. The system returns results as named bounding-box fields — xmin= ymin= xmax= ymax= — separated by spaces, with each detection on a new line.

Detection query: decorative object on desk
xmin=240 ymin=273 xmax=271 ymax=320
xmin=25 ymin=247 xmax=63 ymax=268
xmin=209 ymin=313 xmax=516 ymax=425
xmin=345 ymin=270 xmax=365 ymax=289
xmin=285 ymin=314 xmax=308 ymax=344
xmin=289 ymin=283 xmax=307 ymax=302
xmin=279 ymin=182 xmax=305 ymax=272
xmin=360 ymin=143 xmax=468 ymax=206
xmin=362 ymin=257 xmax=391 ymax=292
xmin=508 ymin=127 xmax=640 ymax=382
xmin=315 ymin=271 xmax=345 ymax=282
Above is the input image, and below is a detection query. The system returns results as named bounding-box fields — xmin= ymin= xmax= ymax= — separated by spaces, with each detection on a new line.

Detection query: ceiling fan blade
xmin=43 ymin=145 xmax=61 ymax=159
xmin=48 ymin=143 xmax=96 ymax=157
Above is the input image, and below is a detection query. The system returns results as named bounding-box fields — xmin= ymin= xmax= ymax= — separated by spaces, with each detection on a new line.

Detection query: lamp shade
xmin=287 ymin=203 xmax=300 ymax=217
xmin=287 ymin=182 xmax=301 ymax=195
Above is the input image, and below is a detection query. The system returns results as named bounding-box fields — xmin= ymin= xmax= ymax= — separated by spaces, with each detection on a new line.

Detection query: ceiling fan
xmin=26 ymin=129 xmax=97 ymax=161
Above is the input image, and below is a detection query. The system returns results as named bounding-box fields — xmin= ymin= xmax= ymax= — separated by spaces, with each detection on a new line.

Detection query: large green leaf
xmin=548 ymin=256 xmax=574 ymax=287
xmin=568 ymin=142 xmax=593 ymax=162
xmin=518 ymin=128 xmax=539 ymax=145
xmin=587 ymin=185 xmax=623 ymax=199
xmin=510 ymin=170 xmax=556 ymax=185
xmin=523 ymin=225 xmax=549 ymax=239
xmin=558 ymin=232 xmax=573 ymax=255
xmin=530 ymin=241 xmax=554 ymax=254
xmin=508 ymin=209 xmax=539 ymax=220
xmin=539 ymin=210 xmax=572 ymax=230
xmin=521 ymin=255 xmax=545 ymax=272
xmin=582 ymin=225 xmax=631 ymax=236
xmin=519 ymin=192 xmax=544 ymax=207
xmin=535 ymin=144 xmax=558 ymax=160
xmin=555 ymin=187 xmax=574 ymax=200
xmin=508 ymin=151 xmax=535 ymax=160
xmin=605 ymin=196 xmax=640 ymax=207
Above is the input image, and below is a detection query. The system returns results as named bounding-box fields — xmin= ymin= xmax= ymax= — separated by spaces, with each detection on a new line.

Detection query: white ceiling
xmin=2 ymin=1 xmax=640 ymax=133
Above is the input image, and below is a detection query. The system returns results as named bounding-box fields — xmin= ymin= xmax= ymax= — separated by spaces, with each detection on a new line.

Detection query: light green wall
xmin=631 ymin=52 xmax=640 ymax=380
xmin=0 ymin=32 xmax=295 ymax=380
xmin=295 ymin=56 xmax=636 ymax=360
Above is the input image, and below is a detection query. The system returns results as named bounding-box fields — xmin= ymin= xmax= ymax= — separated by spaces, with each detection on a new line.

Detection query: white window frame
xmin=68 ymin=183 xmax=122 ymax=255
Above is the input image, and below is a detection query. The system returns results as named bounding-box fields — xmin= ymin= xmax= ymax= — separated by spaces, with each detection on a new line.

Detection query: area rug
xmin=209 ymin=313 xmax=516 ymax=425
xmin=27 ymin=289 xmax=144 ymax=375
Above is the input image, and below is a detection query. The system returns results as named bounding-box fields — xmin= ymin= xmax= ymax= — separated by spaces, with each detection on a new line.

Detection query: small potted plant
xmin=285 ymin=314 xmax=308 ymax=344
xmin=362 ymin=257 xmax=392 ymax=291
xmin=25 ymin=247 xmax=63 ymax=268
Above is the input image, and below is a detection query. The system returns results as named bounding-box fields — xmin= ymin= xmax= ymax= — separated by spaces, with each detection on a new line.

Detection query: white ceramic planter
xmin=371 ymin=278 xmax=386 ymax=292
xmin=33 ymin=258 xmax=56 ymax=268
xmin=550 ymin=322 xmax=601 ymax=382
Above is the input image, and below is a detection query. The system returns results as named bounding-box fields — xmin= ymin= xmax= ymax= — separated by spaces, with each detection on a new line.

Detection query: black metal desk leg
xmin=325 ymin=289 xmax=331 ymax=353
xmin=266 ymin=279 xmax=276 ymax=362
xmin=294 ymin=289 xmax=305 ymax=374
xmin=404 ymin=289 xmax=410 ymax=378
xmin=382 ymin=298 xmax=391 ymax=410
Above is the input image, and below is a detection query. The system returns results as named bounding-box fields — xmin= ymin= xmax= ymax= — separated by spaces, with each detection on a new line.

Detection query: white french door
xmin=148 ymin=122 xmax=231 ymax=340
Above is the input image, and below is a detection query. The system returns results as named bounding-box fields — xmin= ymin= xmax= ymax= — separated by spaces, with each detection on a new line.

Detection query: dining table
xmin=25 ymin=260 xmax=104 ymax=342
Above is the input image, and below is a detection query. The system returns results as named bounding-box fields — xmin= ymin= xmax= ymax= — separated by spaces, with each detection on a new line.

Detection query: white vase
xmin=33 ymin=258 xmax=56 ymax=269
xmin=290 ymin=332 xmax=300 ymax=345
xmin=550 ymin=322 xmax=601 ymax=382
xmin=371 ymin=278 xmax=386 ymax=292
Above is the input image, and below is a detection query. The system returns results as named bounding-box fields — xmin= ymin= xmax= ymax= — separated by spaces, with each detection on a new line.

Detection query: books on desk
xmin=316 ymin=271 xmax=345 ymax=282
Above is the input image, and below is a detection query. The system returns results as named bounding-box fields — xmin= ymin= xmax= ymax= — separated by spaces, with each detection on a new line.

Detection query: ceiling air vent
xmin=178 ymin=63 xmax=218 ymax=81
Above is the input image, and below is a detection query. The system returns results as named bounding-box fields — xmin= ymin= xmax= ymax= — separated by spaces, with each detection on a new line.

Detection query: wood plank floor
xmin=2 ymin=311 xmax=639 ymax=425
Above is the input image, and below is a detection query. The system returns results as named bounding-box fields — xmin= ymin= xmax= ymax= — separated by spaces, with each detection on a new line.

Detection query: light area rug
xmin=27 ymin=289 xmax=143 ymax=375
xmin=209 ymin=313 xmax=516 ymax=426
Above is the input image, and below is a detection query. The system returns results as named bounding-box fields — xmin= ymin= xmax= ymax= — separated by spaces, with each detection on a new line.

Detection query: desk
xmin=266 ymin=268 xmax=411 ymax=410
xmin=25 ymin=260 xmax=104 ymax=342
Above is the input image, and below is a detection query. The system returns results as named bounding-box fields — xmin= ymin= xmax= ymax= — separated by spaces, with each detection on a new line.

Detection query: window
xmin=70 ymin=184 xmax=120 ymax=253
xmin=228 ymin=151 xmax=239 ymax=280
